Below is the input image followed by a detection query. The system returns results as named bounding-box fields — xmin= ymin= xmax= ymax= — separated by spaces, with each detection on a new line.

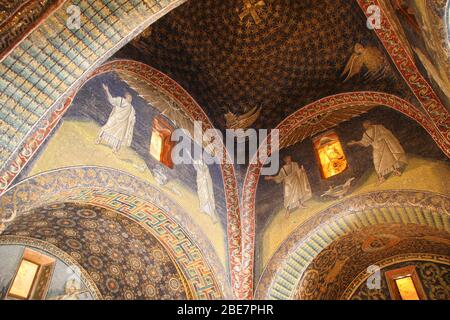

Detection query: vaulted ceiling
xmin=116 ymin=0 xmax=416 ymax=129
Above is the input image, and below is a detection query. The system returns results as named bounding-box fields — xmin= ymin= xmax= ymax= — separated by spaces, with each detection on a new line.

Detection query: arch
xmin=241 ymin=91 xmax=450 ymax=299
xmin=356 ymin=0 xmax=450 ymax=134
xmin=254 ymin=190 xmax=450 ymax=299
xmin=0 ymin=59 xmax=243 ymax=297
xmin=1 ymin=0 xmax=448 ymax=301
xmin=0 ymin=166 xmax=229 ymax=299
xmin=0 ymin=0 xmax=187 ymax=188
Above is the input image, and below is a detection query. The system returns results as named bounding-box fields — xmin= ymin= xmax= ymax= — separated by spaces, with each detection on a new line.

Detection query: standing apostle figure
xmin=265 ymin=155 xmax=312 ymax=216
xmin=97 ymin=84 xmax=136 ymax=153
xmin=348 ymin=120 xmax=407 ymax=183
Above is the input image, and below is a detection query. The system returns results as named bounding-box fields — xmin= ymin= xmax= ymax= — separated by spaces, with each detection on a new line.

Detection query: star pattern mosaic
xmin=2 ymin=203 xmax=189 ymax=300
xmin=117 ymin=0 xmax=416 ymax=129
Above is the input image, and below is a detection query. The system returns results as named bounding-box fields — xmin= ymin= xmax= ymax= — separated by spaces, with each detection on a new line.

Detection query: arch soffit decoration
xmin=0 ymin=58 xmax=243 ymax=297
xmin=254 ymin=190 xmax=450 ymax=300
xmin=0 ymin=166 xmax=229 ymax=300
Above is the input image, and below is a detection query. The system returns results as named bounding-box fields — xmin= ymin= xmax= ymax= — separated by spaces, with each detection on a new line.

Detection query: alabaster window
xmin=385 ymin=266 xmax=427 ymax=300
xmin=149 ymin=115 xmax=175 ymax=169
xmin=313 ymin=131 xmax=348 ymax=179
xmin=7 ymin=249 xmax=55 ymax=300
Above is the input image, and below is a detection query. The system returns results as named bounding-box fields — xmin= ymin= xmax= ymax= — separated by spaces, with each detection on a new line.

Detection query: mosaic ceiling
xmin=1 ymin=203 xmax=189 ymax=300
xmin=116 ymin=0 xmax=416 ymax=129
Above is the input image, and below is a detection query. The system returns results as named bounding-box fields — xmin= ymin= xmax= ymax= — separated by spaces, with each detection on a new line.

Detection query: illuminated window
xmin=385 ymin=266 xmax=426 ymax=300
xmin=149 ymin=115 xmax=175 ymax=169
xmin=8 ymin=259 xmax=39 ymax=299
xmin=7 ymin=249 xmax=55 ymax=300
xmin=313 ymin=131 xmax=348 ymax=179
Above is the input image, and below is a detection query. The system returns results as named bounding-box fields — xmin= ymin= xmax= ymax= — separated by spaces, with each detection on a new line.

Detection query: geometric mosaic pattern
xmin=122 ymin=0 xmax=415 ymax=130
xmin=1 ymin=0 xmax=448 ymax=301
xmin=49 ymin=190 xmax=222 ymax=300
xmin=0 ymin=1 xmax=64 ymax=61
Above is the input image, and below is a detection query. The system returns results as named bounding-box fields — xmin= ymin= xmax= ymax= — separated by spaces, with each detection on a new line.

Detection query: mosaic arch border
xmin=0 ymin=235 xmax=103 ymax=299
xmin=0 ymin=0 xmax=187 ymax=190
xmin=0 ymin=166 xmax=229 ymax=300
xmin=0 ymin=58 xmax=243 ymax=297
xmin=341 ymin=253 xmax=450 ymax=300
xmin=254 ymin=190 xmax=450 ymax=300
xmin=356 ymin=0 xmax=450 ymax=134
xmin=241 ymin=91 xmax=450 ymax=299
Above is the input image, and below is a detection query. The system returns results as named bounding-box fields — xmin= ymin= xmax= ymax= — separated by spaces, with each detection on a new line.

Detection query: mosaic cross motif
xmin=239 ymin=0 xmax=266 ymax=25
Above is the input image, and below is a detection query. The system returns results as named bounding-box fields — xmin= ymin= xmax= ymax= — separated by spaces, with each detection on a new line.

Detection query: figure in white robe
xmin=96 ymin=84 xmax=136 ymax=153
xmin=348 ymin=120 xmax=407 ymax=183
xmin=193 ymin=159 xmax=218 ymax=224
xmin=265 ymin=155 xmax=312 ymax=216
xmin=50 ymin=279 xmax=88 ymax=300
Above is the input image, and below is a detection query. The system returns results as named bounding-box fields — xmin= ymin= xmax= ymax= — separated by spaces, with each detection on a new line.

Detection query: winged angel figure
xmin=341 ymin=43 xmax=390 ymax=83
xmin=117 ymin=72 xmax=227 ymax=160
xmin=225 ymin=106 xmax=261 ymax=130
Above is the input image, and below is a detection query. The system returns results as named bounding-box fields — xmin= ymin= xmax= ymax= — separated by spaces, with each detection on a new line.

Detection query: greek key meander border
xmin=40 ymin=194 xmax=222 ymax=300
xmin=0 ymin=235 xmax=103 ymax=299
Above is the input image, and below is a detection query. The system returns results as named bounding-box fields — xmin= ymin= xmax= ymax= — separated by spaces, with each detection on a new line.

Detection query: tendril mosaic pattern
xmin=350 ymin=259 xmax=450 ymax=300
